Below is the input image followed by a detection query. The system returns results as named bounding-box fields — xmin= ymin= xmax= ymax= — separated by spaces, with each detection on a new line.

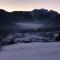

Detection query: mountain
xmin=0 ymin=8 xmax=60 ymax=32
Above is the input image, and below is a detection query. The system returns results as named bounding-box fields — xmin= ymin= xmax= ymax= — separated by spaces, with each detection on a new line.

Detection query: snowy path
xmin=0 ymin=42 xmax=60 ymax=60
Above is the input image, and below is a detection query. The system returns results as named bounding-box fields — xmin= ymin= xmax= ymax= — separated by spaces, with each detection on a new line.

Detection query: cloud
xmin=15 ymin=22 xmax=43 ymax=29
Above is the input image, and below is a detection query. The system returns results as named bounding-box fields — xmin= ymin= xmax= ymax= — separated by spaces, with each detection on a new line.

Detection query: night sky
xmin=0 ymin=0 xmax=60 ymax=13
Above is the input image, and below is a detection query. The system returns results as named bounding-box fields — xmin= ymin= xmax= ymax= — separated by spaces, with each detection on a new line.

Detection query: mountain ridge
xmin=0 ymin=8 xmax=60 ymax=32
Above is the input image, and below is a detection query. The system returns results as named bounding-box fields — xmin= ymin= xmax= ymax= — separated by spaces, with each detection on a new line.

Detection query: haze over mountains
xmin=0 ymin=8 xmax=60 ymax=32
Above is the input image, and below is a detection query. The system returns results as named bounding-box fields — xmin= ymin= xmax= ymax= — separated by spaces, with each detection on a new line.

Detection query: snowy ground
xmin=0 ymin=42 xmax=60 ymax=60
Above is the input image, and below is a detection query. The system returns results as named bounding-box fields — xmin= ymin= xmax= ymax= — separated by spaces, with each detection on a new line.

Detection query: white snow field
xmin=0 ymin=42 xmax=60 ymax=60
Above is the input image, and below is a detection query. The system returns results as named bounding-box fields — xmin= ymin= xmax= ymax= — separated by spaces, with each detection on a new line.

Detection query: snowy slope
xmin=0 ymin=42 xmax=60 ymax=60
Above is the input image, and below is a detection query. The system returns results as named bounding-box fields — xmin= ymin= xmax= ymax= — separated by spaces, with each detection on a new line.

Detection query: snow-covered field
xmin=0 ymin=42 xmax=60 ymax=60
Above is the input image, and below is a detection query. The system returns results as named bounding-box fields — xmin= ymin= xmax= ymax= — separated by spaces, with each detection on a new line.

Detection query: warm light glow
xmin=0 ymin=0 xmax=60 ymax=13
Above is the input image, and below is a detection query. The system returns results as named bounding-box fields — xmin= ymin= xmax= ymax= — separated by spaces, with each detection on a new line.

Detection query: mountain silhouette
xmin=0 ymin=8 xmax=60 ymax=32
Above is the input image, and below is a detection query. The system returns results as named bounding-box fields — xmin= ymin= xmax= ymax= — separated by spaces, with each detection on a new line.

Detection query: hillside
xmin=0 ymin=9 xmax=60 ymax=32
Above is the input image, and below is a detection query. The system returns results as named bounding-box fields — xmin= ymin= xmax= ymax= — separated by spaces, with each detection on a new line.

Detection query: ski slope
xmin=0 ymin=42 xmax=60 ymax=60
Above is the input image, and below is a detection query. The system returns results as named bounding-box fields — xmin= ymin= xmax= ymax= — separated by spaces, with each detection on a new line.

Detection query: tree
xmin=55 ymin=33 xmax=60 ymax=42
